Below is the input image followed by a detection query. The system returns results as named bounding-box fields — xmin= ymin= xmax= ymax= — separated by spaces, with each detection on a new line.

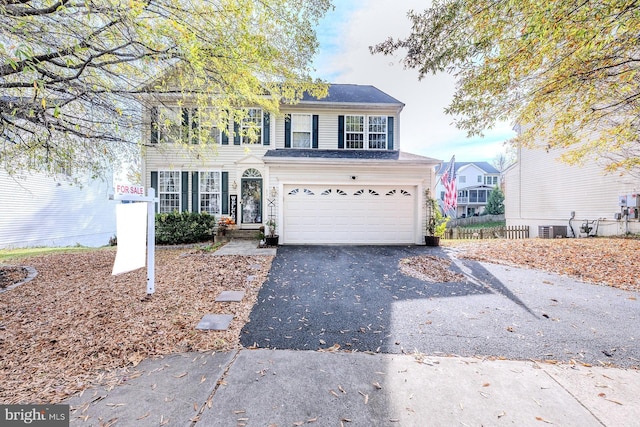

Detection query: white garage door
xmin=283 ymin=185 xmax=417 ymax=244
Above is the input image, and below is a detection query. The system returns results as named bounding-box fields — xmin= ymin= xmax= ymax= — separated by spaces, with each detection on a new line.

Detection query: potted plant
xmin=265 ymin=218 xmax=279 ymax=246
xmin=425 ymin=190 xmax=448 ymax=246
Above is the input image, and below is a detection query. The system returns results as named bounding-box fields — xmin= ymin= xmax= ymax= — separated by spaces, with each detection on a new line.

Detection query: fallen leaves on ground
xmin=449 ymin=238 xmax=640 ymax=292
xmin=0 ymin=248 xmax=273 ymax=404
xmin=399 ymin=255 xmax=466 ymax=283
xmin=0 ymin=266 xmax=28 ymax=289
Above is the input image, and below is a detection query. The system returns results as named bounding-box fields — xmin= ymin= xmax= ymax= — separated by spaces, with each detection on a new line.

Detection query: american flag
xmin=441 ymin=156 xmax=457 ymax=211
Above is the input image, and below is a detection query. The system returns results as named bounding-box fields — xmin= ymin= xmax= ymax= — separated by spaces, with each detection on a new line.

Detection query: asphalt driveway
xmin=240 ymin=245 xmax=640 ymax=368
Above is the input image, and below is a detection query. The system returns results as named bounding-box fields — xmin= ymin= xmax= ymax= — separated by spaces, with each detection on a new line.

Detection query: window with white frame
xmin=157 ymin=107 xmax=182 ymax=144
xmin=291 ymin=114 xmax=311 ymax=148
xmin=485 ymin=176 xmax=498 ymax=185
xmin=477 ymin=175 xmax=482 ymax=183
xmin=156 ymin=107 xmax=200 ymax=144
xmin=199 ymin=171 xmax=221 ymax=214
xmin=159 ymin=171 xmax=181 ymax=213
xmin=368 ymin=116 xmax=387 ymax=149
xmin=459 ymin=175 xmax=466 ymax=183
xmin=199 ymin=108 xmax=222 ymax=144
xmin=345 ymin=115 xmax=365 ymax=149
xmin=345 ymin=115 xmax=388 ymax=149
xmin=241 ymin=108 xmax=263 ymax=144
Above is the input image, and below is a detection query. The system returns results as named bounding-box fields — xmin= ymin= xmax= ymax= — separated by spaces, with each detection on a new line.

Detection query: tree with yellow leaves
xmin=372 ymin=0 xmax=640 ymax=176
xmin=0 ymin=0 xmax=330 ymax=178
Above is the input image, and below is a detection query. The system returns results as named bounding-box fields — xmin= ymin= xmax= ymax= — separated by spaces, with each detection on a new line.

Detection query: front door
xmin=241 ymin=168 xmax=262 ymax=224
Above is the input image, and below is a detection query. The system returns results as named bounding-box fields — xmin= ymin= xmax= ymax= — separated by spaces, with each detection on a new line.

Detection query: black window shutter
xmin=150 ymin=107 xmax=158 ymax=144
xmin=387 ymin=116 xmax=394 ymax=150
xmin=221 ymin=113 xmax=229 ymax=144
xmin=181 ymin=171 xmax=188 ymax=212
xmin=181 ymin=109 xmax=189 ymax=144
xmin=284 ymin=114 xmax=291 ymax=148
xmin=191 ymin=108 xmax=199 ymax=144
xmin=192 ymin=172 xmax=199 ymax=212
xmin=312 ymin=115 xmax=319 ymax=149
xmin=263 ymin=112 xmax=270 ymax=145
xmin=338 ymin=115 xmax=345 ymax=149
xmin=222 ymin=172 xmax=229 ymax=214
xmin=233 ymin=121 xmax=241 ymax=145
xmin=150 ymin=171 xmax=158 ymax=213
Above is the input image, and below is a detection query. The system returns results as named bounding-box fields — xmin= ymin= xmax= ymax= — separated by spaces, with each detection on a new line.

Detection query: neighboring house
xmin=0 ymin=170 xmax=117 ymax=248
xmin=435 ymin=161 xmax=501 ymax=217
xmin=141 ymin=84 xmax=440 ymax=245
xmin=504 ymin=144 xmax=639 ymax=237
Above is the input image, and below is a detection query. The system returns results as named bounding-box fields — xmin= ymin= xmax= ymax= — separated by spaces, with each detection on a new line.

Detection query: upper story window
xmin=153 ymin=107 xmax=222 ymax=145
xmin=241 ymin=108 xmax=263 ymax=144
xmin=484 ymin=175 xmax=498 ymax=186
xmin=459 ymin=176 xmax=466 ymax=184
xmin=345 ymin=115 xmax=365 ymax=149
xmin=344 ymin=115 xmax=388 ymax=149
xmin=158 ymin=171 xmax=181 ymax=213
xmin=291 ymin=114 xmax=312 ymax=148
xmin=477 ymin=175 xmax=482 ymax=183
xmin=368 ymin=116 xmax=387 ymax=149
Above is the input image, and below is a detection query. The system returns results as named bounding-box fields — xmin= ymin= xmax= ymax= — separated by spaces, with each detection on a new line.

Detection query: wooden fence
xmin=445 ymin=225 xmax=530 ymax=240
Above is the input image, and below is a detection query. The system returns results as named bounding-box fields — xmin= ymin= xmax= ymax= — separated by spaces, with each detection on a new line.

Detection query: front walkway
xmin=213 ymin=239 xmax=277 ymax=256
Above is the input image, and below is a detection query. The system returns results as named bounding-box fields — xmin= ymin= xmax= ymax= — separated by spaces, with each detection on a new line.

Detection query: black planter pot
xmin=424 ymin=236 xmax=440 ymax=246
xmin=265 ymin=235 xmax=279 ymax=246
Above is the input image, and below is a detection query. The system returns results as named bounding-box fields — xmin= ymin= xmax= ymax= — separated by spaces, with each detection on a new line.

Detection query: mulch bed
xmin=0 ymin=266 xmax=29 ymax=289
xmin=0 ymin=248 xmax=273 ymax=404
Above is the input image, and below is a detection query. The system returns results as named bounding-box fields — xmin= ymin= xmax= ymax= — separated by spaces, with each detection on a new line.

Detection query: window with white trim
xmin=241 ymin=108 xmax=263 ymax=144
xmin=199 ymin=108 xmax=222 ymax=145
xmin=291 ymin=114 xmax=311 ymax=148
xmin=345 ymin=115 xmax=387 ymax=149
xmin=159 ymin=171 xmax=181 ymax=213
xmin=199 ymin=171 xmax=222 ymax=214
xmin=368 ymin=116 xmax=387 ymax=149
xmin=345 ymin=115 xmax=365 ymax=149
xmin=157 ymin=107 xmax=182 ymax=144
xmin=156 ymin=107 xmax=200 ymax=144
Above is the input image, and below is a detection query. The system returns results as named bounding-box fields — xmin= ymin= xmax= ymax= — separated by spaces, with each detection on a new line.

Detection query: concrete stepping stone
xmin=215 ymin=290 xmax=245 ymax=302
xmin=195 ymin=314 xmax=233 ymax=331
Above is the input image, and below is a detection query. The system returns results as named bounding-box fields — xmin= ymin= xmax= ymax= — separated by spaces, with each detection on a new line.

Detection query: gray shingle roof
xmin=299 ymin=84 xmax=404 ymax=106
xmin=263 ymin=149 xmax=439 ymax=164
xmin=437 ymin=161 xmax=500 ymax=174
xmin=264 ymin=149 xmax=400 ymax=160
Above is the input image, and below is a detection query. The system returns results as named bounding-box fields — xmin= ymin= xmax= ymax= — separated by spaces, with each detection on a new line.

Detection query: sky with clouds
xmin=312 ymin=0 xmax=516 ymax=163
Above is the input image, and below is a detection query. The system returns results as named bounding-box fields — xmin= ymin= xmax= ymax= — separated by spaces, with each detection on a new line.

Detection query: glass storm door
xmin=241 ymin=169 xmax=262 ymax=224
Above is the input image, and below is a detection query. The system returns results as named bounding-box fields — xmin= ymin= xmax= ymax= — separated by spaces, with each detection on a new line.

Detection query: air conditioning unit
xmin=539 ymin=225 xmax=567 ymax=239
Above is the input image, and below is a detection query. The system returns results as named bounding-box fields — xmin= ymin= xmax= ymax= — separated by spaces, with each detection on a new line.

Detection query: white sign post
xmin=111 ymin=186 xmax=157 ymax=296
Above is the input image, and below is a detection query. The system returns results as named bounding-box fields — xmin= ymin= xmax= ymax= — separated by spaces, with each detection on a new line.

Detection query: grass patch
xmin=452 ymin=220 xmax=506 ymax=230
xmin=0 ymin=246 xmax=100 ymax=263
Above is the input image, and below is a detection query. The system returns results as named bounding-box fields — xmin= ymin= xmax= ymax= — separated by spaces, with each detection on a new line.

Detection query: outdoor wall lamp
xmin=270 ymin=186 xmax=277 ymax=198
xmin=232 ymin=180 xmax=237 ymax=189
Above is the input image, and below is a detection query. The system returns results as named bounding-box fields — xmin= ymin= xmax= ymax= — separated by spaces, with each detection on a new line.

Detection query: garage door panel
xmin=283 ymin=185 xmax=417 ymax=244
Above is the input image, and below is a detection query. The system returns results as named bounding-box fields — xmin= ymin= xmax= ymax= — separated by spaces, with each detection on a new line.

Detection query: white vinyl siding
xmin=0 ymin=170 xmax=116 ymax=248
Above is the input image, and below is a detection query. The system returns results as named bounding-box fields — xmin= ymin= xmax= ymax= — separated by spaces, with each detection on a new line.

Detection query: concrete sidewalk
xmin=66 ymin=349 xmax=640 ymax=426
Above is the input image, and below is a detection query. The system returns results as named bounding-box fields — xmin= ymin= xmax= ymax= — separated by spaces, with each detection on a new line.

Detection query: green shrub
xmin=155 ymin=211 xmax=216 ymax=245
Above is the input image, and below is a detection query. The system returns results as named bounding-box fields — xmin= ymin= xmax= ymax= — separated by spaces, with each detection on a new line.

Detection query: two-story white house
xmin=141 ymin=84 xmax=440 ymax=245
xmin=435 ymin=161 xmax=501 ymax=218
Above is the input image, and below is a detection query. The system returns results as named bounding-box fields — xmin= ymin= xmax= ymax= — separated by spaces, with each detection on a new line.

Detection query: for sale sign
xmin=115 ymin=183 xmax=145 ymax=197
